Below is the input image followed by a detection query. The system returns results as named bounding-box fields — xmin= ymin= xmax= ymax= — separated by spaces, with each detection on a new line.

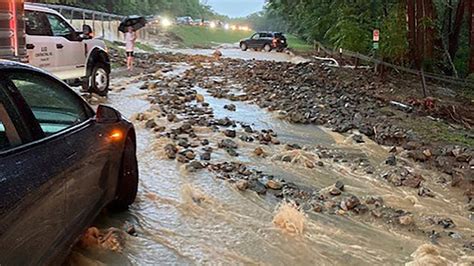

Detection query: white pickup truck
xmin=0 ymin=1 xmax=111 ymax=95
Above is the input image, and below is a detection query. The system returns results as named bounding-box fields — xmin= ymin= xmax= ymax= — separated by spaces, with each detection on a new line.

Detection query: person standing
xmin=125 ymin=26 xmax=136 ymax=71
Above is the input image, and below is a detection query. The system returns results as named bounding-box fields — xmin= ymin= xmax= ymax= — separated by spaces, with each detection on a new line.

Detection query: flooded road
xmin=68 ymin=53 xmax=473 ymax=265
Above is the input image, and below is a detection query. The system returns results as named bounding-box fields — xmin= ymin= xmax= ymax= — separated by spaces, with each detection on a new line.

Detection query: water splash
xmin=272 ymin=202 xmax=306 ymax=235
xmin=405 ymin=244 xmax=447 ymax=266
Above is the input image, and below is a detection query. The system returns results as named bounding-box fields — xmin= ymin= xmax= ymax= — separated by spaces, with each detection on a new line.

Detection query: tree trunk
xmin=407 ymin=0 xmax=417 ymax=67
xmin=416 ymin=0 xmax=425 ymax=68
xmin=469 ymin=0 xmax=474 ymax=74
xmin=449 ymin=0 xmax=466 ymax=59
xmin=424 ymin=0 xmax=435 ymax=61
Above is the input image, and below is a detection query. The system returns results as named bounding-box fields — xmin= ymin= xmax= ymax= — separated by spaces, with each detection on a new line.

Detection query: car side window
xmin=25 ymin=11 xmax=52 ymax=36
xmin=45 ymin=13 xmax=74 ymax=37
xmin=251 ymin=33 xmax=259 ymax=40
xmin=9 ymin=73 xmax=90 ymax=136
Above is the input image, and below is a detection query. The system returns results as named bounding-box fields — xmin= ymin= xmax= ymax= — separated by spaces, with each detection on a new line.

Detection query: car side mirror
xmin=96 ymin=105 xmax=121 ymax=123
xmin=82 ymin=24 xmax=93 ymax=39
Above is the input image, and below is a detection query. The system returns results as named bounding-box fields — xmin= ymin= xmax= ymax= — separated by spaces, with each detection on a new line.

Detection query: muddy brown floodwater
xmin=68 ymin=51 xmax=473 ymax=265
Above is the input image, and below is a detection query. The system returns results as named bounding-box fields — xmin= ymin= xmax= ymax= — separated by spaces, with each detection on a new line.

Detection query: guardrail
xmin=312 ymin=40 xmax=474 ymax=90
xmin=28 ymin=2 xmax=154 ymax=43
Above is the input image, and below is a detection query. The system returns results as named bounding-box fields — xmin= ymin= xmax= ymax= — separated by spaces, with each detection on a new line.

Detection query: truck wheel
xmin=91 ymin=63 xmax=109 ymax=96
xmin=110 ymin=136 xmax=138 ymax=211
xmin=264 ymin=44 xmax=272 ymax=52
xmin=240 ymin=43 xmax=248 ymax=51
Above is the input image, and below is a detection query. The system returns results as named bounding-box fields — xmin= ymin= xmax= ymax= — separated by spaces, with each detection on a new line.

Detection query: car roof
xmin=0 ymin=60 xmax=57 ymax=77
xmin=24 ymin=3 xmax=62 ymax=16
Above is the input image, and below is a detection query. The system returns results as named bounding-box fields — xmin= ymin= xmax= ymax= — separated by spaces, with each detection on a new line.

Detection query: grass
xmin=384 ymin=107 xmax=474 ymax=147
xmin=286 ymin=35 xmax=314 ymax=53
xmin=135 ymin=42 xmax=156 ymax=52
xmin=166 ymin=26 xmax=314 ymax=51
xmin=168 ymin=25 xmax=250 ymax=48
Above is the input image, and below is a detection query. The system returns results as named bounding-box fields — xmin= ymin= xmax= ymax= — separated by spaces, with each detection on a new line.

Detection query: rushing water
xmin=68 ymin=63 xmax=473 ymax=265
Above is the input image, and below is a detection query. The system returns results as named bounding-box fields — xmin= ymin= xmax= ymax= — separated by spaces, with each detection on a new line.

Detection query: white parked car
xmin=0 ymin=2 xmax=111 ymax=95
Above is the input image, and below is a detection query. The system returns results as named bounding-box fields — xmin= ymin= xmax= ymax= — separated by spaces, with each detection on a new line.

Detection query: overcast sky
xmin=204 ymin=0 xmax=265 ymax=18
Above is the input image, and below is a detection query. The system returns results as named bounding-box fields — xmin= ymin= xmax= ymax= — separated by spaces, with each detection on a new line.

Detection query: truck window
xmin=25 ymin=11 xmax=52 ymax=36
xmin=45 ymin=14 xmax=74 ymax=37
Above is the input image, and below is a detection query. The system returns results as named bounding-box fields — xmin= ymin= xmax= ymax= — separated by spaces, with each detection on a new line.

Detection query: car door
xmin=248 ymin=33 xmax=260 ymax=48
xmin=6 ymin=70 xmax=113 ymax=245
xmin=260 ymin=33 xmax=271 ymax=47
xmin=44 ymin=12 xmax=87 ymax=80
xmin=0 ymin=72 xmax=68 ymax=265
xmin=24 ymin=10 xmax=56 ymax=72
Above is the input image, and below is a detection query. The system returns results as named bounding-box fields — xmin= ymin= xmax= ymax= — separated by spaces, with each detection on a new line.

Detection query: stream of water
xmin=68 ymin=62 xmax=473 ymax=266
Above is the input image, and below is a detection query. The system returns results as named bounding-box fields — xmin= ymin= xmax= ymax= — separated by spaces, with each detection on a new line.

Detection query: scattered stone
xmin=335 ymin=181 xmax=344 ymax=191
xmin=353 ymin=134 xmax=364 ymax=143
xmin=196 ymin=94 xmax=205 ymax=102
xmin=418 ymin=186 xmax=435 ymax=197
xmin=186 ymin=161 xmax=205 ymax=171
xmin=402 ymin=175 xmax=423 ymax=188
xmin=164 ymin=144 xmax=178 ymax=159
xmin=340 ymin=195 xmax=360 ymax=211
xmin=219 ymin=139 xmax=238 ymax=149
xmin=249 ymin=180 xmax=267 ymax=195
xmin=223 ymin=129 xmax=236 ymax=138
xmin=167 ymin=113 xmax=177 ymax=122
xmin=266 ymin=180 xmax=283 ymax=190
xmin=145 ymin=119 xmax=157 ymax=129
xmin=224 ymin=104 xmax=236 ymax=111
xmin=200 ymin=152 xmax=211 ymax=161
xmin=437 ymin=218 xmax=455 ymax=229
xmin=225 ymin=148 xmax=239 ymax=157
xmin=312 ymin=202 xmax=323 ymax=213
xmin=399 ymin=215 xmax=414 ymax=225
xmin=254 ymin=147 xmax=266 ymax=157
xmin=176 ymin=154 xmax=189 ymax=164
xmin=329 ymin=187 xmax=342 ymax=196
xmin=385 ymin=154 xmax=397 ymax=166
xmin=235 ymin=180 xmax=249 ymax=191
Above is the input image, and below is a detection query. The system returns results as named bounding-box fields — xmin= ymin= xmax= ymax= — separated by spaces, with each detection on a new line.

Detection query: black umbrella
xmin=119 ymin=15 xmax=147 ymax=33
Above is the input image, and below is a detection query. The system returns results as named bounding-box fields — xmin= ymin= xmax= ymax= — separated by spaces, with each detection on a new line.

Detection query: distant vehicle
xmin=176 ymin=16 xmax=193 ymax=25
xmin=0 ymin=61 xmax=138 ymax=264
xmin=240 ymin=32 xmax=288 ymax=52
xmin=192 ymin=18 xmax=203 ymax=26
xmin=0 ymin=2 xmax=111 ymax=95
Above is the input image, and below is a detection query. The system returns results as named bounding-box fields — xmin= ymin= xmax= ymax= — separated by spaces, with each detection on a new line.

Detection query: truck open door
xmin=0 ymin=0 xmax=27 ymax=61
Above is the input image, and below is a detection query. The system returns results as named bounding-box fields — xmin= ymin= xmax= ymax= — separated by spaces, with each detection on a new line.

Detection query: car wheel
xmin=90 ymin=63 xmax=109 ymax=96
xmin=110 ymin=136 xmax=138 ymax=211
xmin=240 ymin=43 xmax=248 ymax=51
xmin=264 ymin=44 xmax=272 ymax=52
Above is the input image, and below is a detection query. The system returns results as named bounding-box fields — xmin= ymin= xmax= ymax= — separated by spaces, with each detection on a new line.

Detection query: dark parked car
xmin=240 ymin=32 xmax=288 ymax=52
xmin=0 ymin=60 xmax=139 ymax=265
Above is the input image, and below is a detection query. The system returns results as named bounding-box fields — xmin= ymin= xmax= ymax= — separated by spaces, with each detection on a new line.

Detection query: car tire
xmin=90 ymin=63 xmax=110 ymax=96
xmin=240 ymin=43 xmax=248 ymax=51
xmin=264 ymin=44 xmax=272 ymax=52
xmin=110 ymin=136 xmax=138 ymax=211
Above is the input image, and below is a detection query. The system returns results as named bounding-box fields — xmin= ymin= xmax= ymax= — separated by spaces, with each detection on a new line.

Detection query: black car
xmin=0 ymin=60 xmax=138 ymax=264
xmin=240 ymin=32 xmax=288 ymax=52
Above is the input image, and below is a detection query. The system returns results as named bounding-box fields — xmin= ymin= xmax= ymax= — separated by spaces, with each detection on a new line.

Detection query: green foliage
xmin=264 ymin=0 xmax=471 ymax=76
xmin=379 ymin=4 xmax=408 ymax=64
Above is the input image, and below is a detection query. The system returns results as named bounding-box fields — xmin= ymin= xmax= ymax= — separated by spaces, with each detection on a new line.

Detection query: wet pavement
xmin=68 ymin=49 xmax=474 ymax=265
